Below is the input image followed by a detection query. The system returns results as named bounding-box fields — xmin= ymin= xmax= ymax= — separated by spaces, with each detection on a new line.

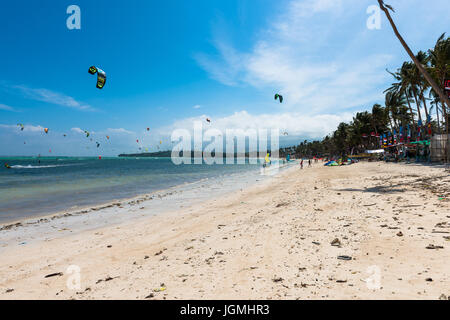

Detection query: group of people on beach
xmin=299 ymin=159 xmax=312 ymax=169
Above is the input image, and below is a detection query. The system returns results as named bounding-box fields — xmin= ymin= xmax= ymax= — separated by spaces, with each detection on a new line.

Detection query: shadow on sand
xmin=336 ymin=185 xmax=406 ymax=194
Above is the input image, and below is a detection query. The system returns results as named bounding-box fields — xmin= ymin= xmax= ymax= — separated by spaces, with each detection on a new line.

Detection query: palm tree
xmin=385 ymin=91 xmax=406 ymax=130
xmin=413 ymin=51 xmax=431 ymax=120
xmin=371 ymin=103 xmax=386 ymax=134
xmin=428 ymin=33 xmax=450 ymax=132
xmin=333 ymin=122 xmax=350 ymax=157
xmin=378 ymin=1 xmax=450 ymax=112
xmin=429 ymin=90 xmax=443 ymax=134
xmin=385 ymin=62 xmax=419 ymax=125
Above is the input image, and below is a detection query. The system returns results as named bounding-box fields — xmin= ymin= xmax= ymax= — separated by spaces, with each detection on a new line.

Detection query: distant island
xmin=118 ymin=151 xmax=172 ymax=157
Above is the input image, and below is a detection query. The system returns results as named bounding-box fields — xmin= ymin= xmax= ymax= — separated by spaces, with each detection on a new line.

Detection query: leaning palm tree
xmin=379 ymin=0 xmax=450 ymax=164
xmin=378 ymin=1 xmax=450 ymax=111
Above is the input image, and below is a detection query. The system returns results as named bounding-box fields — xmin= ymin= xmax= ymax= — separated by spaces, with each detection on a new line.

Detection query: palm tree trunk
xmin=444 ymin=102 xmax=450 ymax=165
xmin=443 ymin=102 xmax=448 ymax=126
xmin=405 ymin=93 xmax=416 ymax=126
xmin=388 ymin=112 xmax=395 ymax=131
xmin=412 ymin=90 xmax=423 ymax=123
xmin=421 ymin=92 xmax=429 ymax=120
xmin=378 ymin=0 xmax=450 ymax=111
xmin=435 ymin=102 xmax=441 ymax=135
xmin=442 ymin=102 xmax=449 ymax=132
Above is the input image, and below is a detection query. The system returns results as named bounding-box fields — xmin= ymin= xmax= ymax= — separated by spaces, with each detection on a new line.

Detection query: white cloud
xmin=105 ymin=128 xmax=134 ymax=134
xmin=0 ymin=123 xmax=45 ymax=133
xmin=292 ymin=0 xmax=343 ymax=15
xmin=193 ymin=105 xmax=202 ymax=109
xmin=71 ymin=127 xmax=85 ymax=134
xmin=195 ymin=42 xmax=248 ymax=86
xmin=0 ymin=103 xmax=15 ymax=111
xmin=159 ymin=110 xmax=353 ymax=140
xmin=11 ymin=85 xmax=95 ymax=111
xmin=196 ymin=0 xmax=391 ymax=118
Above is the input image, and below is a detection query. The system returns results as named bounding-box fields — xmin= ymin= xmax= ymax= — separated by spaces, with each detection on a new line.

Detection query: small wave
xmin=10 ymin=164 xmax=79 ymax=169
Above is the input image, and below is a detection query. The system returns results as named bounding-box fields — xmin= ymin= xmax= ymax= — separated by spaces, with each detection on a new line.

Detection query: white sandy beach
xmin=0 ymin=161 xmax=449 ymax=300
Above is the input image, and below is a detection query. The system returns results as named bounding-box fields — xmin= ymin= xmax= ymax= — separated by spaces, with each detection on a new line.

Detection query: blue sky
xmin=1 ymin=0 xmax=449 ymax=156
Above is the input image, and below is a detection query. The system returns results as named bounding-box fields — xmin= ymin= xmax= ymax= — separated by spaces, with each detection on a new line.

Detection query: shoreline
xmin=1 ymin=161 xmax=448 ymax=299
xmin=0 ymin=158 xmax=291 ymax=226
xmin=0 ymin=162 xmax=298 ymax=249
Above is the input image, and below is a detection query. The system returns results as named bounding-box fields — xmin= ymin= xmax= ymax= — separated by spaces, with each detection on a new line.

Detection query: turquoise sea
xmin=0 ymin=157 xmax=264 ymax=223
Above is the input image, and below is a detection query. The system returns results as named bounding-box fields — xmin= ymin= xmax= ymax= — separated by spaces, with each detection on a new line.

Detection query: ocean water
xmin=0 ymin=156 xmax=266 ymax=223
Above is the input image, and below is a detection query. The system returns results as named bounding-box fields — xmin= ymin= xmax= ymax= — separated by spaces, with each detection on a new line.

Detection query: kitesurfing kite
xmin=88 ymin=66 xmax=107 ymax=89
xmin=274 ymin=94 xmax=283 ymax=103
xmin=84 ymin=130 xmax=90 ymax=138
xmin=206 ymin=118 xmax=211 ymax=123
xmin=44 ymin=128 xmax=49 ymax=134
xmin=17 ymin=123 xmax=24 ymax=131
xmin=147 ymin=128 xmax=150 ymax=131
xmin=106 ymin=136 xmax=110 ymax=140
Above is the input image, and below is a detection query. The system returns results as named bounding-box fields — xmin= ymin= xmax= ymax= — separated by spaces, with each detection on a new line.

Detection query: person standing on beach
xmin=308 ymin=159 xmax=311 ymax=167
xmin=300 ymin=159 xmax=303 ymax=169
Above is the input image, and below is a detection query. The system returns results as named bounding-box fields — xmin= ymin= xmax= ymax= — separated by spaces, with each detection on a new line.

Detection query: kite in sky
xmin=274 ymin=94 xmax=283 ymax=103
xmin=88 ymin=66 xmax=107 ymax=89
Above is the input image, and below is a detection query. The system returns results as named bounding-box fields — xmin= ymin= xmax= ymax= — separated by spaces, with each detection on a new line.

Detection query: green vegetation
xmin=281 ymin=32 xmax=449 ymax=159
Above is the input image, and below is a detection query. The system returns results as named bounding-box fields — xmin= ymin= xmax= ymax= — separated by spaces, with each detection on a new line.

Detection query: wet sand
xmin=0 ymin=161 xmax=449 ymax=299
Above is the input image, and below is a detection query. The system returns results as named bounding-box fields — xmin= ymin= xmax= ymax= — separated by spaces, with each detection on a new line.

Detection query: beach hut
xmin=430 ymin=134 xmax=450 ymax=162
